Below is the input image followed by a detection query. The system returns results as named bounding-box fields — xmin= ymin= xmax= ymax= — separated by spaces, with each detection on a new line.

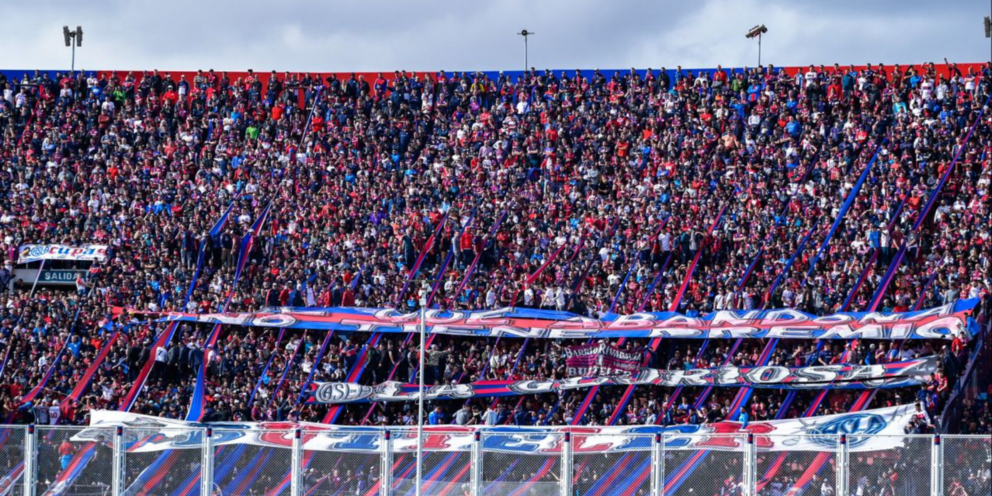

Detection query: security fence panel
xmin=756 ymin=435 xmax=839 ymax=496
xmin=0 ymin=426 xmax=26 ymax=496
xmin=942 ymin=435 xmax=991 ymax=496
xmin=571 ymin=433 xmax=653 ymax=496
xmin=392 ymin=429 xmax=472 ymax=496
xmin=210 ymin=428 xmax=295 ymax=496
xmin=662 ymin=434 xmax=747 ymax=496
xmin=302 ymin=428 xmax=382 ymax=496
xmin=122 ymin=427 xmax=204 ymax=496
xmin=481 ymin=431 xmax=563 ymax=496
xmin=34 ymin=426 xmax=114 ymax=496
xmin=3 ymin=426 xmax=989 ymax=496
xmin=848 ymin=435 xmax=932 ymax=496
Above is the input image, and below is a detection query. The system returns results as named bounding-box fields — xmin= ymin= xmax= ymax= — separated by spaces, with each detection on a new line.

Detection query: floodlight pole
xmin=758 ymin=32 xmax=762 ymax=67
xmin=63 ymin=26 xmax=82 ymax=73
xmin=415 ymin=299 xmax=427 ymax=496
xmin=746 ymin=25 xmax=767 ymax=68
xmin=519 ymin=30 xmax=534 ymax=73
xmin=986 ymin=2 xmax=992 ymax=64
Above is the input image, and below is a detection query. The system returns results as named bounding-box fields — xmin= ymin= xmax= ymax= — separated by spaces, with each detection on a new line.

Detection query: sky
xmin=2 ymin=0 xmax=990 ymax=73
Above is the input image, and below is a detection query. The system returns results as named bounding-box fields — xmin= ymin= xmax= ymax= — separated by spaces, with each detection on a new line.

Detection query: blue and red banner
xmin=124 ymin=299 xmax=981 ymax=340
xmin=304 ymin=355 xmax=938 ymax=403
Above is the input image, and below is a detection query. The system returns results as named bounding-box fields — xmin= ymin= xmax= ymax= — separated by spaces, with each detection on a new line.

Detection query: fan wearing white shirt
xmin=48 ymin=401 xmax=61 ymax=425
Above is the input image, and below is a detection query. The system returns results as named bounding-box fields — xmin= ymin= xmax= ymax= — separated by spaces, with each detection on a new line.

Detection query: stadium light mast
xmin=62 ymin=25 xmax=83 ymax=73
xmin=415 ymin=296 xmax=427 ymax=496
xmin=745 ymin=24 xmax=767 ymax=67
xmin=518 ymin=30 xmax=534 ymax=73
xmin=985 ymin=13 xmax=991 ymax=63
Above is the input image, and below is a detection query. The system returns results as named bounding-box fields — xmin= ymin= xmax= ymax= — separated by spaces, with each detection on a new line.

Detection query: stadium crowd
xmin=0 ymin=61 xmax=990 ymax=438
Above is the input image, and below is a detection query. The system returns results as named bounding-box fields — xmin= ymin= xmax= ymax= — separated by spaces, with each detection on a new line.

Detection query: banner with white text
xmin=122 ymin=299 xmax=981 ymax=340
xmin=18 ymin=244 xmax=108 ymax=264
xmin=81 ymin=404 xmax=926 ymax=453
xmin=564 ymin=342 xmax=644 ymax=376
xmin=305 ymin=355 xmax=938 ymax=403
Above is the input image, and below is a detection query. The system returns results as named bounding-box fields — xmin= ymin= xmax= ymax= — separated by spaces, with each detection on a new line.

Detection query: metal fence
xmin=1 ymin=426 xmax=989 ymax=496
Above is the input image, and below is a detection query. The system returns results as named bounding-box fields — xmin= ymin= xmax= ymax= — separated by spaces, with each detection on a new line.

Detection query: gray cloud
xmin=0 ymin=0 xmax=988 ymax=72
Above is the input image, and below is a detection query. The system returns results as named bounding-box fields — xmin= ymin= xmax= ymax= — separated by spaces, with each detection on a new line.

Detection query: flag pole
xmin=416 ymin=297 xmax=427 ymax=496
xmin=29 ymin=260 xmax=46 ymax=297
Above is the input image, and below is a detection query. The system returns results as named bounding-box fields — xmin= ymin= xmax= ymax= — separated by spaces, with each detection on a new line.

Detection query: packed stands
xmin=0 ymin=62 xmax=989 ymax=439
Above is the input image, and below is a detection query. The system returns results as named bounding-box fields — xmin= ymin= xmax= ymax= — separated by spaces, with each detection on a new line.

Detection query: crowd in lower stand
xmin=0 ymin=62 xmax=990 ymax=437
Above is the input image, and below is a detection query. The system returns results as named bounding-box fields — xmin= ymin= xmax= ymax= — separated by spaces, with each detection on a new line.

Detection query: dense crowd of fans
xmin=0 ymin=61 xmax=990 ymax=440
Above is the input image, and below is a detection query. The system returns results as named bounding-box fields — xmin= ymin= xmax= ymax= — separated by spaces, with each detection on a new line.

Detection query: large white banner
xmin=82 ymin=404 xmax=924 ymax=453
xmin=306 ymin=356 xmax=938 ymax=404
xmin=129 ymin=299 xmax=981 ymax=340
xmin=17 ymin=244 xmax=108 ymax=264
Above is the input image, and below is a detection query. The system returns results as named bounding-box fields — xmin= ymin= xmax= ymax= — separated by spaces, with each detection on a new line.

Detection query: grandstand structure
xmin=0 ymin=61 xmax=990 ymax=495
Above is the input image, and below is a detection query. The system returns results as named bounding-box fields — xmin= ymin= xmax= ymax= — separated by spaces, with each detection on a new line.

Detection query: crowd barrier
xmin=0 ymin=426 xmax=988 ymax=496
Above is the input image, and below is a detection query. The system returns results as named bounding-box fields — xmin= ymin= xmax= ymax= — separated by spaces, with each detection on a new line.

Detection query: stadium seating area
xmin=0 ymin=63 xmax=989 ymax=433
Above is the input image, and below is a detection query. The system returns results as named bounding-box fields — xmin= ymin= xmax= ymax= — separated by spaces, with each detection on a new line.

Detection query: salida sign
xmin=39 ymin=270 xmax=85 ymax=285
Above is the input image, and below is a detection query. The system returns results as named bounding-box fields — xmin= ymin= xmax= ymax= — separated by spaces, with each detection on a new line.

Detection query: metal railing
xmin=0 ymin=426 xmax=989 ymax=496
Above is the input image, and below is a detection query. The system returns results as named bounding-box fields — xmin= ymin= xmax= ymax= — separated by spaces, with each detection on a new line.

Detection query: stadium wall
xmin=1 ymin=63 xmax=986 ymax=88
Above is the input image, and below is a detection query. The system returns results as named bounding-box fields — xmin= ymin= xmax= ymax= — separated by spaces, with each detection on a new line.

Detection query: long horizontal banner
xmin=124 ymin=299 xmax=980 ymax=340
xmin=305 ymin=356 xmax=938 ymax=403
xmin=18 ymin=244 xmax=108 ymax=264
xmin=81 ymin=405 xmax=923 ymax=453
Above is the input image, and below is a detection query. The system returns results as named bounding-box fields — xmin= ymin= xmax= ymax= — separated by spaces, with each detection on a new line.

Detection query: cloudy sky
xmin=2 ymin=0 xmax=989 ymax=72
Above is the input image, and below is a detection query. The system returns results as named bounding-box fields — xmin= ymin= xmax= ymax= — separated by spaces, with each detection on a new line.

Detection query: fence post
xmin=471 ymin=431 xmax=483 ymax=496
xmin=200 ymin=427 xmax=214 ymax=496
xmin=561 ymin=432 xmax=572 ymax=496
xmin=651 ymin=433 xmax=664 ymax=496
xmin=112 ymin=426 xmax=125 ymax=496
xmin=837 ymin=434 xmax=848 ymax=496
xmin=931 ymin=434 xmax=942 ymax=496
xmin=24 ymin=424 xmax=35 ymax=496
xmin=744 ymin=433 xmax=756 ymax=496
xmin=381 ymin=430 xmax=393 ymax=496
xmin=291 ymin=429 xmax=303 ymax=496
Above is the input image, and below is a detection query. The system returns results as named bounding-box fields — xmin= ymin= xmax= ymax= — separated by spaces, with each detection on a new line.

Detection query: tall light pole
xmin=985 ymin=13 xmax=991 ymax=63
xmin=518 ymin=30 xmax=534 ymax=73
xmin=415 ymin=296 xmax=427 ymax=496
xmin=63 ymin=26 xmax=83 ymax=73
xmin=745 ymin=24 xmax=767 ymax=67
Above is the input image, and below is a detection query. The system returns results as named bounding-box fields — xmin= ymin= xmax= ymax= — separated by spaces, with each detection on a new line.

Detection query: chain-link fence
xmin=848 ymin=435 xmax=932 ymax=496
xmin=34 ymin=426 xmax=114 ymax=496
xmin=210 ymin=429 xmax=294 ymax=496
xmin=572 ymin=433 xmax=652 ymax=496
xmin=0 ymin=426 xmax=26 ymax=496
xmin=121 ymin=427 xmax=202 ymax=496
xmin=942 ymin=435 xmax=991 ymax=496
xmin=5 ymin=427 xmax=992 ymax=495
xmin=391 ymin=429 xmax=471 ymax=496
xmin=302 ymin=428 xmax=382 ymax=496
xmin=756 ymin=435 xmax=838 ymax=496
xmin=482 ymin=432 xmax=563 ymax=496
xmin=664 ymin=434 xmax=747 ymax=496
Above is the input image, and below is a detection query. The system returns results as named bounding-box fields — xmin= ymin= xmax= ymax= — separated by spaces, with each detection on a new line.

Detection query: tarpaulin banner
xmin=81 ymin=404 xmax=925 ymax=453
xmin=127 ymin=299 xmax=982 ymax=340
xmin=564 ymin=342 xmax=643 ymax=376
xmin=17 ymin=244 xmax=108 ymax=263
xmin=304 ymin=356 xmax=938 ymax=403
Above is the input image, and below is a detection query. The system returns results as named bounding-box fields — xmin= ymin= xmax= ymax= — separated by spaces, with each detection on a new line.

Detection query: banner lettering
xmin=80 ymin=404 xmax=928 ymax=453
xmin=305 ymin=356 xmax=937 ymax=403
xmin=18 ymin=244 xmax=108 ymax=264
xmin=125 ymin=299 xmax=982 ymax=340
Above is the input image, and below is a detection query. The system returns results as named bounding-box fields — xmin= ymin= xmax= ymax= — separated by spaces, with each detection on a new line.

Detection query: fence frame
xmin=23 ymin=424 xmax=35 ymax=496
xmin=0 ymin=426 xmax=987 ymax=496
xmin=382 ymin=429 xmax=394 ymax=496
